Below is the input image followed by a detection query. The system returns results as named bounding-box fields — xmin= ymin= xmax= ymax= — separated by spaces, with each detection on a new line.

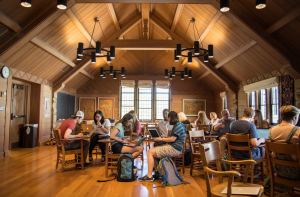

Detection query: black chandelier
xmin=165 ymin=67 xmax=192 ymax=80
xmin=175 ymin=18 xmax=213 ymax=64
xmin=21 ymin=0 xmax=68 ymax=9
xmin=100 ymin=66 xmax=126 ymax=79
xmin=220 ymin=0 xmax=266 ymax=12
xmin=76 ymin=17 xmax=115 ymax=63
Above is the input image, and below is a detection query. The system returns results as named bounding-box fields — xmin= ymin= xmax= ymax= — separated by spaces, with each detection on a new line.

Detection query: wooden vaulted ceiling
xmin=0 ymin=0 xmax=300 ymax=93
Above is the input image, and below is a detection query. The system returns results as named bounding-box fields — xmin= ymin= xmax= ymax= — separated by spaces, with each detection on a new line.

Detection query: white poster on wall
xmin=44 ymin=97 xmax=51 ymax=117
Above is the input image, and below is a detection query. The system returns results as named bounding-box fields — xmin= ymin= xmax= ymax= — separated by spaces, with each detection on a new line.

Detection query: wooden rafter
xmin=171 ymin=4 xmax=184 ymax=32
xmin=75 ymin=0 xmax=213 ymax=3
xmin=142 ymin=4 xmax=150 ymax=39
xmin=266 ymin=4 xmax=300 ymax=34
xmin=150 ymin=4 xmax=155 ymax=14
xmin=0 ymin=11 xmax=21 ymax=32
xmin=0 ymin=0 xmax=76 ymax=65
xmin=197 ymin=71 xmax=210 ymax=80
xmin=80 ymin=69 xmax=95 ymax=80
xmin=199 ymin=11 xmax=222 ymax=42
xmin=66 ymin=9 xmax=96 ymax=47
xmin=106 ymin=3 xmax=120 ymax=31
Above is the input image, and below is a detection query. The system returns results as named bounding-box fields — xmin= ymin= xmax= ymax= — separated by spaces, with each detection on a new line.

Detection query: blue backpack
xmin=156 ymin=157 xmax=189 ymax=187
xmin=116 ymin=154 xmax=136 ymax=182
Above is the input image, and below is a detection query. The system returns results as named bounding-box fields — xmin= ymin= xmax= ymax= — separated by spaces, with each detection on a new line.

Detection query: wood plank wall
xmin=0 ymin=77 xmax=8 ymax=158
xmin=238 ymin=87 xmax=247 ymax=119
xmin=76 ymin=75 xmax=215 ymax=122
xmin=42 ymin=85 xmax=52 ymax=143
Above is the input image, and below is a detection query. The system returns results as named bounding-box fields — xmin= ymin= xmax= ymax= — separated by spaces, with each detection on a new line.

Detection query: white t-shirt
xmin=158 ymin=120 xmax=173 ymax=136
xmin=92 ymin=119 xmax=111 ymax=136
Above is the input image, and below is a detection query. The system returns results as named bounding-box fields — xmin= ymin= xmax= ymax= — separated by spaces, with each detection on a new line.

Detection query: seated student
xmin=210 ymin=112 xmax=219 ymax=126
xmin=110 ymin=113 xmax=143 ymax=159
xmin=269 ymin=105 xmax=300 ymax=180
xmin=253 ymin=109 xmax=269 ymax=128
xmin=195 ymin=111 xmax=211 ymax=135
xmin=139 ymin=111 xmax=186 ymax=182
xmin=178 ymin=112 xmax=193 ymax=132
xmin=128 ymin=110 xmax=142 ymax=140
xmin=89 ymin=110 xmax=111 ymax=162
xmin=229 ymin=107 xmax=265 ymax=160
xmin=157 ymin=109 xmax=173 ymax=137
xmin=214 ymin=109 xmax=236 ymax=155
xmin=59 ymin=111 xmax=92 ymax=168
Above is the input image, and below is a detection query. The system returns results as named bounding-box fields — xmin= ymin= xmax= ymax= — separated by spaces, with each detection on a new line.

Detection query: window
xmin=138 ymin=88 xmax=152 ymax=120
xmin=259 ymin=89 xmax=266 ymax=120
xmin=120 ymin=86 xmax=135 ymax=118
xmin=156 ymin=88 xmax=170 ymax=120
xmin=249 ymin=91 xmax=256 ymax=110
xmin=271 ymin=86 xmax=279 ymax=124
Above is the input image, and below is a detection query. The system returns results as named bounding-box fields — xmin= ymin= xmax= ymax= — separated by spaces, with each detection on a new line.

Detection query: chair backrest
xmin=226 ymin=133 xmax=252 ymax=159
xmin=124 ymin=130 xmax=133 ymax=142
xmin=189 ymin=130 xmax=205 ymax=142
xmin=53 ymin=129 xmax=65 ymax=152
xmin=265 ymin=140 xmax=300 ymax=187
xmin=199 ymin=141 xmax=222 ymax=166
xmin=198 ymin=124 xmax=212 ymax=132
xmin=184 ymin=123 xmax=191 ymax=131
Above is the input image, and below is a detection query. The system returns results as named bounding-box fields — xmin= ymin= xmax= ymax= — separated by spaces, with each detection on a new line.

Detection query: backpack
xmin=156 ymin=157 xmax=189 ymax=187
xmin=116 ymin=154 xmax=136 ymax=182
xmin=184 ymin=147 xmax=191 ymax=166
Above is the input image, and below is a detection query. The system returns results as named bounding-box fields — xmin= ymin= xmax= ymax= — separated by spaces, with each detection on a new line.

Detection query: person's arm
xmin=101 ymin=125 xmax=111 ymax=134
xmin=110 ymin=126 xmax=129 ymax=143
xmin=251 ymin=138 xmax=265 ymax=147
xmin=154 ymin=136 xmax=177 ymax=142
xmin=64 ymin=128 xmax=83 ymax=139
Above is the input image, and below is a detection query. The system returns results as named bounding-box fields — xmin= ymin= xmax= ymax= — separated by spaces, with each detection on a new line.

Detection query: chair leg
xmin=190 ymin=155 xmax=194 ymax=176
xmin=251 ymin=164 xmax=254 ymax=184
xmin=260 ymin=161 xmax=264 ymax=182
xmin=61 ymin=155 xmax=65 ymax=173
xmin=56 ymin=151 xmax=59 ymax=169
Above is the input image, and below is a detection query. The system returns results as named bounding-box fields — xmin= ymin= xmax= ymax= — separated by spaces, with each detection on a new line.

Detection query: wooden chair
xmin=92 ymin=144 xmax=102 ymax=160
xmin=226 ymin=133 xmax=264 ymax=184
xmin=199 ymin=141 xmax=264 ymax=197
xmin=198 ymin=124 xmax=213 ymax=136
xmin=172 ymin=140 xmax=186 ymax=174
xmin=265 ymin=141 xmax=300 ymax=197
xmin=124 ymin=130 xmax=144 ymax=162
xmin=53 ymin=129 xmax=84 ymax=172
xmin=184 ymin=123 xmax=191 ymax=143
xmin=189 ymin=130 xmax=205 ymax=176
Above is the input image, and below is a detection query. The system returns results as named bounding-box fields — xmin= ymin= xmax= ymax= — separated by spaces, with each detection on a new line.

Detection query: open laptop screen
xmin=257 ymin=128 xmax=269 ymax=139
xmin=148 ymin=129 xmax=160 ymax=138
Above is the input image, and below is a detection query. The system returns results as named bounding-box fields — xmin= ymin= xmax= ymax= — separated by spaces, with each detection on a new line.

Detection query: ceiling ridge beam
xmin=0 ymin=11 xmax=21 ymax=32
xmin=142 ymin=4 xmax=150 ymax=39
xmin=0 ymin=0 xmax=76 ymax=64
xmin=31 ymin=36 xmax=76 ymax=67
xmin=266 ymin=4 xmax=300 ymax=34
xmin=66 ymin=9 xmax=96 ymax=47
xmin=80 ymin=69 xmax=95 ymax=80
xmin=199 ymin=11 xmax=222 ymax=42
xmin=215 ymin=39 xmax=257 ymax=69
xmin=108 ymin=39 xmax=183 ymax=50
xmin=106 ymin=4 xmax=120 ymax=31
xmin=171 ymin=4 xmax=184 ymax=32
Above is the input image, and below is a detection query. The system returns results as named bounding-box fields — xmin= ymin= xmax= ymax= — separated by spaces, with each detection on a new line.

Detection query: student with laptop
xmin=139 ymin=111 xmax=186 ymax=182
xmin=157 ymin=109 xmax=172 ymax=137
xmin=89 ymin=110 xmax=111 ymax=162
xmin=58 ymin=111 xmax=92 ymax=169
xmin=253 ymin=109 xmax=269 ymax=128
xmin=110 ymin=113 xmax=143 ymax=159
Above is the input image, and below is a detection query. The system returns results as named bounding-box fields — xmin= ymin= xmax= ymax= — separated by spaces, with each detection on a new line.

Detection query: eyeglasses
xmin=223 ymin=113 xmax=229 ymax=116
xmin=128 ymin=121 xmax=133 ymax=124
xmin=95 ymin=115 xmax=101 ymax=118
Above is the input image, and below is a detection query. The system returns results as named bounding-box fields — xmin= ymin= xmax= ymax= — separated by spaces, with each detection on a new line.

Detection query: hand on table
xmin=132 ymin=139 xmax=139 ymax=143
xmin=77 ymin=133 xmax=83 ymax=138
xmin=123 ymin=140 xmax=130 ymax=144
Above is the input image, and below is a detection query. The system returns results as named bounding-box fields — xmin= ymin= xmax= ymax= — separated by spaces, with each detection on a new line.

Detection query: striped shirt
xmin=169 ymin=122 xmax=186 ymax=152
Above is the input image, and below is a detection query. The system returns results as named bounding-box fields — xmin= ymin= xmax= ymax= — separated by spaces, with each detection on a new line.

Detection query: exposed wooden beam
xmin=75 ymin=0 xmax=213 ymax=3
xmin=266 ymin=4 xmax=300 ymax=34
xmin=197 ymin=71 xmax=210 ymax=80
xmin=0 ymin=11 xmax=21 ymax=32
xmin=53 ymin=57 xmax=91 ymax=92
xmin=108 ymin=39 xmax=188 ymax=50
xmin=136 ymin=4 xmax=141 ymax=13
xmin=31 ymin=36 xmax=76 ymax=67
xmin=142 ymin=4 xmax=150 ymax=39
xmin=80 ymin=69 xmax=95 ymax=80
xmin=215 ymin=39 xmax=257 ymax=69
xmin=66 ymin=9 xmax=96 ymax=47
xmin=106 ymin=3 xmax=120 ymax=31
xmin=171 ymin=4 xmax=184 ymax=32
xmin=0 ymin=0 xmax=76 ymax=64
xmin=150 ymin=4 xmax=155 ymax=14
xmin=199 ymin=11 xmax=222 ymax=42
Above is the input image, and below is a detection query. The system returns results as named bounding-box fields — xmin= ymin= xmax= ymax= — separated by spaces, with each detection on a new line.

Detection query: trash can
xmin=23 ymin=124 xmax=38 ymax=148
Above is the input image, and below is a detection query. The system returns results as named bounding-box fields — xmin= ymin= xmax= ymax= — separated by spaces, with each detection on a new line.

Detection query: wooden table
xmin=62 ymin=136 xmax=90 ymax=170
xmin=98 ymin=138 xmax=116 ymax=177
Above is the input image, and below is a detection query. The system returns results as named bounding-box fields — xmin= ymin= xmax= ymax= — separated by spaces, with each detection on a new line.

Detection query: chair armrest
xmin=204 ymin=167 xmax=240 ymax=177
xmin=220 ymin=159 xmax=256 ymax=165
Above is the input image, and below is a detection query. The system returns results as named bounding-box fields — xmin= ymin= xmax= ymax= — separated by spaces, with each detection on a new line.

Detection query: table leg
xmin=105 ymin=143 xmax=108 ymax=177
xmin=81 ymin=139 xmax=84 ymax=170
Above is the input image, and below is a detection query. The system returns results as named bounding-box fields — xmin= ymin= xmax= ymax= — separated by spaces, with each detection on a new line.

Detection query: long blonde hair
xmin=197 ymin=111 xmax=210 ymax=125
xmin=128 ymin=110 xmax=138 ymax=131
xmin=254 ymin=109 xmax=264 ymax=128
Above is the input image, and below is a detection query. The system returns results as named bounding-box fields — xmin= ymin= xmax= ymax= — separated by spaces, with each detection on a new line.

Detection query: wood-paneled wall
xmin=41 ymin=85 xmax=52 ymax=143
xmin=0 ymin=77 xmax=8 ymax=158
xmin=238 ymin=87 xmax=247 ymax=120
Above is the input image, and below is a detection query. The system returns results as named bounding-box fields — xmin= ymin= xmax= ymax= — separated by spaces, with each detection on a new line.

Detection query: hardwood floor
xmin=0 ymin=145 xmax=267 ymax=197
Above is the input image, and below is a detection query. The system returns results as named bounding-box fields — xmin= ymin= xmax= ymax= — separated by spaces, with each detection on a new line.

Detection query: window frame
xmin=259 ymin=89 xmax=267 ymax=120
xmin=270 ymin=86 xmax=279 ymax=124
xmin=137 ymin=87 xmax=153 ymax=121
xmin=155 ymin=87 xmax=170 ymax=120
xmin=249 ymin=91 xmax=256 ymax=110
xmin=120 ymin=86 xmax=135 ymax=118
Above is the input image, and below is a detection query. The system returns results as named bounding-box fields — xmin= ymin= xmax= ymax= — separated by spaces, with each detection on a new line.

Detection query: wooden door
xmin=9 ymin=84 xmax=27 ymax=149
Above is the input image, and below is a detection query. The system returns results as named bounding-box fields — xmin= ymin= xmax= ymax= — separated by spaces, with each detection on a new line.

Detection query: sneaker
xmin=152 ymin=172 xmax=161 ymax=180
xmin=139 ymin=175 xmax=153 ymax=182
xmin=89 ymin=155 xmax=93 ymax=162
xmin=76 ymin=163 xmax=93 ymax=169
xmin=101 ymin=156 xmax=105 ymax=162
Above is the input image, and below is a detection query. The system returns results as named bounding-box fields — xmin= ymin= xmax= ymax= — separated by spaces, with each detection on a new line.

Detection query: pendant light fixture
xmin=100 ymin=66 xmax=126 ymax=79
xmin=256 ymin=0 xmax=266 ymax=9
xmin=77 ymin=17 xmax=115 ymax=64
xmin=21 ymin=0 xmax=31 ymax=7
xmin=57 ymin=0 xmax=67 ymax=9
xmin=165 ymin=67 xmax=192 ymax=80
xmin=220 ymin=0 xmax=230 ymax=12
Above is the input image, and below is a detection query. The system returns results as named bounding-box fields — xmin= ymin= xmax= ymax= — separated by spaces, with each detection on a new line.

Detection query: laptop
xmin=257 ymin=128 xmax=269 ymax=139
xmin=148 ymin=129 xmax=161 ymax=139
xmin=83 ymin=130 xmax=95 ymax=138
xmin=128 ymin=137 xmax=146 ymax=147
xmin=221 ymin=187 xmax=261 ymax=195
xmin=81 ymin=124 xmax=93 ymax=134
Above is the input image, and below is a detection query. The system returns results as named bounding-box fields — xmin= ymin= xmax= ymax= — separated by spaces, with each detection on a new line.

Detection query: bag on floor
xmin=184 ymin=148 xmax=191 ymax=166
xmin=221 ymin=153 xmax=230 ymax=171
xmin=156 ymin=157 xmax=189 ymax=187
xmin=116 ymin=154 xmax=137 ymax=182
xmin=45 ymin=138 xmax=56 ymax=146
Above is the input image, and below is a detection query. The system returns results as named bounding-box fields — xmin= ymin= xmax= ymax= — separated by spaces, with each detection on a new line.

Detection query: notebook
xmin=257 ymin=128 xmax=269 ymax=139
xmin=148 ymin=129 xmax=161 ymax=139
xmin=221 ymin=187 xmax=261 ymax=195
xmin=128 ymin=137 xmax=146 ymax=147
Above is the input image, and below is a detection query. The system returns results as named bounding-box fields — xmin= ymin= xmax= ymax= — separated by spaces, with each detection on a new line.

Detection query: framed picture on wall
xmin=79 ymin=97 xmax=96 ymax=120
xmin=98 ymin=97 xmax=114 ymax=119
xmin=183 ymin=99 xmax=206 ymax=116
